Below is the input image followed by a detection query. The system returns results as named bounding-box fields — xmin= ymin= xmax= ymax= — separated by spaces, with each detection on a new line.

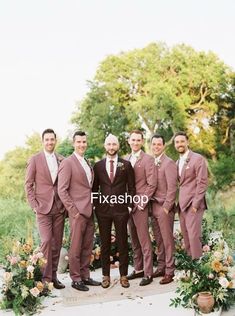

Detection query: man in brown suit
xmin=150 ymin=134 xmax=177 ymax=284
xmin=174 ymin=131 xmax=208 ymax=259
xmin=58 ymin=131 xmax=101 ymax=291
xmin=127 ymin=130 xmax=157 ymax=286
xmin=93 ymin=134 xmax=135 ymax=288
xmin=25 ymin=128 xmax=66 ymax=289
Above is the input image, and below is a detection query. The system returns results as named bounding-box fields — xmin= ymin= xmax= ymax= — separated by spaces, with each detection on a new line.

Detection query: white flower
xmin=219 ymin=277 xmax=230 ymax=288
xmin=208 ymin=273 xmax=214 ymax=279
xmin=213 ymin=251 xmax=223 ymax=261
xmin=36 ymin=252 xmax=44 ymax=259
xmin=30 ymin=287 xmax=40 ymax=297
xmin=3 ymin=272 xmax=12 ymax=283
xmin=228 ymin=266 xmax=235 ymax=279
xmin=27 ymin=265 xmax=34 ymax=273
xmin=21 ymin=285 xmax=29 ymax=298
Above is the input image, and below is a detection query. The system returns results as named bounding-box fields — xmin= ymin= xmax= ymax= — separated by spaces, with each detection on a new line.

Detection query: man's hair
xmin=129 ymin=130 xmax=144 ymax=139
xmin=42 ymin=128 xmax=56 ymax=140
xmin=73 ymin=131 xmax=86 ymax=141
xmin=151 ymin=134 xmax=165 ymax=145
xmin=173 ymin=131 xmax=189 ymax=141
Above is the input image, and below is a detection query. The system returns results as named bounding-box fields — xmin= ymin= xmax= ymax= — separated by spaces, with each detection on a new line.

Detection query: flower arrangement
xmin=0 ymin=240 xmax=53 ymax=315
xmin=171 ymin=225 xmax=235 ymax=313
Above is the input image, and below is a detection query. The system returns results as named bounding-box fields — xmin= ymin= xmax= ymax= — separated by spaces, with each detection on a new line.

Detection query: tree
xmin=72 ymin=42 xmax=234 ymax=159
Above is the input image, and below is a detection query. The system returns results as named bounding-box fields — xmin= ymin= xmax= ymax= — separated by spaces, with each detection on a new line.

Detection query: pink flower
xmin=7 ymin=255 xmax=19 ymax=265
xmin=203 ymin=245 xmax=210 ymax=252
xmin=30 ymin=287 xmax=40 ymax=297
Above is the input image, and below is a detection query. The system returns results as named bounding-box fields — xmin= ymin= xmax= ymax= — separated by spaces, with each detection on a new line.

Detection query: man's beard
xmin=106 ymin=150 xmax=118 ymax=157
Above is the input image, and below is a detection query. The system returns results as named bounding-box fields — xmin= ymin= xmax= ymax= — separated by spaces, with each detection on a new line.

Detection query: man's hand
xmin=192 ymin=207 xmax=197 ymax=213
xmin=163 ymin=208 xmax=169 ymax=214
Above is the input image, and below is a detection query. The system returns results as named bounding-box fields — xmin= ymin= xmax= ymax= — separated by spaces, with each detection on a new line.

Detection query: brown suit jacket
xmin=152 ymin=153 xmax=177 ymax=212
xmin=178 ymin=150 xmax=208 ymax=212
xmin=25 ymin=151 xmax=64 ymax=214
xmin=93 ymin=157 xmax=136 ymax=214
xmin=127 ymin=150 xmax=157 ymax=210
xmin=58 ymin=153 xmax=93 ymax=218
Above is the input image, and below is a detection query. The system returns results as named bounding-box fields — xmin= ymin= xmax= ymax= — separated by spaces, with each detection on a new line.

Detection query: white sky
xmin=0 ymin=0 xmax=234 ymax=159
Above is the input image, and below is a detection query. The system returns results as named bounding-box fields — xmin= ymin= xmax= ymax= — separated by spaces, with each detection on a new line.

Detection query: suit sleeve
xmin=192 ymin=156 xmax=208 ymax=209
xmin=126 ymin=162 xmax=136 ymax=208
xmin=57 ymin=159 xmax=79 ymax=217
xmin=25 ymin=156 xmax=38 ymax=211
xmin=138 ymin=156 xmax=157 ymax=209
xmin=163 ymin=160 xmax=178 ymax=211
xmin=92 ymin=163 xmax=100 ymax=208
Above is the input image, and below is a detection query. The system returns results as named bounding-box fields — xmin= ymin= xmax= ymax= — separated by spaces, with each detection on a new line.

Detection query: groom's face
xmin=105 ymin=140 xmax=119 ymax=157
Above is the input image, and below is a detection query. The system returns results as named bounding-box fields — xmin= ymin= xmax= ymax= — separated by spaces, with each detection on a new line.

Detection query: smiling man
xmin=93 ymin=134 xmax=135 ymax=288
xmin=58 ymin=131 xmax=101 ymax=291
xmin=174 ymin=131 xmax=208 ymax=259
xmin=150 ymin=134 xmax=177 ymax=284
xmin=127 ymin=130 xmax=157 ymax=286
xmin=25 ymin=128 xmax=66 ymax=290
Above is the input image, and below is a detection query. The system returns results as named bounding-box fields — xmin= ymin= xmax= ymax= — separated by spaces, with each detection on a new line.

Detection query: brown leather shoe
xmin=120 ymin=276 xmax=130 ymax=288
xmin=152 ymin=269 xmax=165 ymax=278
xmin=101 ymin=276 xmax=110 ymax=288
xmin=159 ymin=274 xmax=174 ymax=285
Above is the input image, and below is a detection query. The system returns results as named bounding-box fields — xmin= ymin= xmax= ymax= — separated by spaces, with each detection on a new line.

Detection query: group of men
xmin=25 ymin=128 xmax=208 ymax=292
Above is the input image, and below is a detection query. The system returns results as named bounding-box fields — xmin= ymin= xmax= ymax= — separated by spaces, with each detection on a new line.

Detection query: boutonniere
xmin=117 ymin=162 xmax=125 ymax=170
xmin=185 ymin=157 xmax=190 ymax=169
xmin=155 ymin=159 xmax=161 ymax=167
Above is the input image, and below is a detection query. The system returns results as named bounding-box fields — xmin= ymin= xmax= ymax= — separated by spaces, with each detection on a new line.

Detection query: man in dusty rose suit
xmin=127 ymin=130 xmax=157 ymax=286
xmin=174 ymin=131 xmax=208 ymax=259
xmin=25 ymin=128 xmax=66 ymax=289
xmin=93 ymin=134 xmax=135 ymax=289
xmin=150 ymin=134 xmax=177 ymax=284
xmin=58 ymin=131 xmax=101 ymax=291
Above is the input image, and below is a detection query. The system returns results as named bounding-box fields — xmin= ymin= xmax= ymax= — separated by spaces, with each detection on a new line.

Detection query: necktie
xmin=130 ymin=154 xmax=137 ymax=167
xmin=109 ymin=160 xmax=114 ymax=182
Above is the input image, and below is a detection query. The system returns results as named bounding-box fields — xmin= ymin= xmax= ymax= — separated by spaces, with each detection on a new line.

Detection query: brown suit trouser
xmin=97 ymin=209 xmax=129 ymax=277
xmin=36 ymin=201 xmax=65 ymax=282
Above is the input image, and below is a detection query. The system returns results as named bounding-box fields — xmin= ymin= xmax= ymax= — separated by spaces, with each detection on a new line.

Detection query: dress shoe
xmin=159 ymin=274 xmax=174 ymax=285
xmin=83 ymin=277 xmax=101 ymax=286
xmin=71 ymin=281 xmax=89 ymax=291
xmin=120 ymin=276 xmax=130 ymax=288
xmin=152 ymin=269 xmax=165 ymax=278
xmin=101 ymin=276 xmax=110 ymax=288
xmin=52 ymin=278 xmax=65 ymax=289
xmin=139 ymin=276 xmax=153 ymax=286
xmin=127 ymin=270 xmax=144 ymax=280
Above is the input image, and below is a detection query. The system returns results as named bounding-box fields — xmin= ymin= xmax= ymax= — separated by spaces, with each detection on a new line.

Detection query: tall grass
xmin=0 ymin=198 xmax=38 ymax=263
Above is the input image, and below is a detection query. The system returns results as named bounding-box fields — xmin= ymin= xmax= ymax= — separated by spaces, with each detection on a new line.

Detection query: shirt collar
xmin=107 ymin=155 xmax=118 ymax=163
xmin=155 ymin=152 xmax=164 ymax=162
xmin=180 ymin=150 xmax=190 ymax=160
xmin=74 ymin=152 xmax=84 ymax=161
xmin=44 ymin=150 xmax=55 ymax=158
xmin=131 ymin=150 xmax=141 ymax=158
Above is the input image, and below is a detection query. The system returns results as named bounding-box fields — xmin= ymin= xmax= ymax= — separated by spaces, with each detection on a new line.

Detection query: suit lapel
xmin=112 ymin=157 xmax=121 ymax=183
xmin=72 ymin=154 xmax=90 ymax=187
xmin=41 ymin=152 xmax=53 ymax=184
xmin=101 ymin=158 xmax=111 ymax=183
xmin=180 ymin=150 xmax=192 ymax=184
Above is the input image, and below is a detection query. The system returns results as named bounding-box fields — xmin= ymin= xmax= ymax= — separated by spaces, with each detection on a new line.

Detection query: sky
xmin=0 ymin=0 xmax=235 ymax=159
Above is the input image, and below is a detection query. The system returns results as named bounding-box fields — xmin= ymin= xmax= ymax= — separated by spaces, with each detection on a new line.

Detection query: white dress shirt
xmin=130 ymin=150 xmax=141 ymax=167
xmin=106 ymin=155 xmax=118 ymax=178
xmin=178 ymin=150 xmax=189 ymax=177
xmin=44 ymin=150 xmax=58 ymax=183
xmin=74 ymin=152 xmax=92 ymax=186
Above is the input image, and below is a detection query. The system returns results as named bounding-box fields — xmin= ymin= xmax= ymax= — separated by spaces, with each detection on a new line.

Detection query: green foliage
xmin=56 ymin=138 xmax=74 ymax=157
xmin=209 ymin=154 xmax=235 ymax=191
xmin=73 ymin=42 xmax=234 ymax=159
xmin=0 ymin=199 xmax=38 ymax=263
